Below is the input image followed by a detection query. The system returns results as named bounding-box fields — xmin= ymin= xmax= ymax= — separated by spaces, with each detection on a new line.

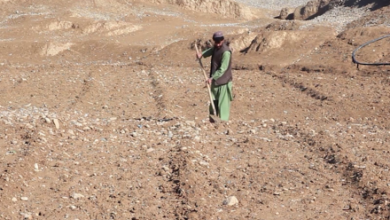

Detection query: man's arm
xmin=202 ymin=47 xmax=214 ymax=58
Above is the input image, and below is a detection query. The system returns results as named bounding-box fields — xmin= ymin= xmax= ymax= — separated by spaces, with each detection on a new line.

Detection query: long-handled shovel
xmin=194 ymin=44 xmax=218 ymax=120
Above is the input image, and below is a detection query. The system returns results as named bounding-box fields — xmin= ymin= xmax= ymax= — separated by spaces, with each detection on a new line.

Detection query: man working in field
xmin=196 ymin=31 xmax=233 ymax=122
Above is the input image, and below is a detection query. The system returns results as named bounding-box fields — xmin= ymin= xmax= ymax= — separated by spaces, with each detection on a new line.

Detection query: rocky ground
xmin=1 ymin=0 xmax=390 ymax=219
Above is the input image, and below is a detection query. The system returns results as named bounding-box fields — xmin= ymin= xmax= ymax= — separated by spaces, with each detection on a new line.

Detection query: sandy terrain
xmin=1 ymin=0 xmax=390 ymax=219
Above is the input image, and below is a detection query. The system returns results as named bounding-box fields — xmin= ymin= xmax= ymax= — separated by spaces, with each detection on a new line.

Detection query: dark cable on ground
xmin=352 ymin=34 xmax=390 ymax=67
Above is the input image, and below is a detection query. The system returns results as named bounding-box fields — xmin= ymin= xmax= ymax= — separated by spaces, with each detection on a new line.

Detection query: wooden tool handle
xmin=194 ymin=43 xmax=217 ymax=116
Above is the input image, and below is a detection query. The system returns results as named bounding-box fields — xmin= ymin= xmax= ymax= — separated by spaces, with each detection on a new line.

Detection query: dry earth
xmin=1 ymin=0 xmax=390 ymax=219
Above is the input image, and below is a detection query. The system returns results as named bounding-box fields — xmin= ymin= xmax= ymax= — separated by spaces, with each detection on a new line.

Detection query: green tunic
xmin=202 ymin=47 xmax=233 ymax=121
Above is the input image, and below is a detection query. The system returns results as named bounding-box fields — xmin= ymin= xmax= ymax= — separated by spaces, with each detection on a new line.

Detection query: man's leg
xmin=218 ymin=85 xmax=231 ymax=121
xmin=209 ymin=85 xmax=219 ymax=118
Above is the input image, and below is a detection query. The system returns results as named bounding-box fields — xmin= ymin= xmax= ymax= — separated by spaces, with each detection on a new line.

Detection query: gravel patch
xmin=301 ymin=6 xmax=369 ymax=33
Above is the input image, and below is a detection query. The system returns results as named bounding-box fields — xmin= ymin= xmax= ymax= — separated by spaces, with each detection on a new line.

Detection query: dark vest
xmin=210 ymin=43 xmax=233 ymax=86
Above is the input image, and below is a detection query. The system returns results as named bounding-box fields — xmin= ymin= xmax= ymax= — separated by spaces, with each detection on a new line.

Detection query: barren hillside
xmin=1 ymin=0 xmax=390 ymax=219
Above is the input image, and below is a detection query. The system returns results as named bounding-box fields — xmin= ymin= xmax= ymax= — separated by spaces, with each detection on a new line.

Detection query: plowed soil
xmin=1 ymin=0 xmax=390 ymax=219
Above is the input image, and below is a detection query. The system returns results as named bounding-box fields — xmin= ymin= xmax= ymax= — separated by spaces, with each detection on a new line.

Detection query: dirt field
xmin=1 ymin=0 xmax=390 ymax=219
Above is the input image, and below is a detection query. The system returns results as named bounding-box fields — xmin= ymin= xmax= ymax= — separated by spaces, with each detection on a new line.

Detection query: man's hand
xmin=205 ymin=77 xmax=212 ymax=86
xmin=196 ymin=52 xmax=202 ymax=59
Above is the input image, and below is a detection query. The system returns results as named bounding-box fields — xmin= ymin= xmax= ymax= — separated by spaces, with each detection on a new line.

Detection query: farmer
xmin=196 ymin=31 xmax=233 ymax=122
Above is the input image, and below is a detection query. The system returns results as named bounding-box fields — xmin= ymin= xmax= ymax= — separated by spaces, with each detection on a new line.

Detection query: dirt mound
xmin=152 ymin=0 xmax=254 ymax=19
xmin=82 ymin=21 xmax=142 ymax=36
xmin=207 ymin=22 xmax=337 ymax=68
xmin=292 ymin=0 xmax=331 ymax=20
xmin=40 ymin=42 xmax=74 ymax=56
